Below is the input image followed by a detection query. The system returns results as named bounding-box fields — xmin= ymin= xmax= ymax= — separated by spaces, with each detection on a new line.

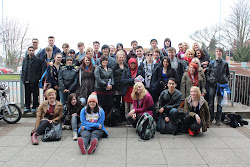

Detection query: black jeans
xmin=97 ymin=93 xmax=113 ymax=118
xmin=208 ymin=85 xmax=223 ymax=121
xmin=184 ymin=115 xmax=202 ymax=132
xmin=35 ymin=120 xmax=51 ymax=135
xmin=24 ymin=83 xmax=39 ymax=109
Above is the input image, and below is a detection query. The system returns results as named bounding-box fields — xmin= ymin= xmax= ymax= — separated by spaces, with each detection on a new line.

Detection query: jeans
xmin=71 ymin=115 xmax=79 ymax=133
xmin=24 ymin=83 xmax=39 ymax=109
xmin=168 ymin=108 xmax=179 ymax=133
xmin=80 ymin=129 xmax=104 ymax=148
xmin=184 ymin=114 xmax=202 ymax=132
xmin=208 ymin=85 xmax=223 ymax=121
xmin=59 ymin=91 xmax=70 ymax=106
xmin=35 ymin=120 xmax=51 ymax=135
xmin=80 ymin=98 xmax=87 ymax=106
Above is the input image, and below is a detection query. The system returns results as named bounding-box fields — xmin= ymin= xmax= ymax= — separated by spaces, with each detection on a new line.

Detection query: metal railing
xmin=0 ymin=71 xmax=249 ymax=107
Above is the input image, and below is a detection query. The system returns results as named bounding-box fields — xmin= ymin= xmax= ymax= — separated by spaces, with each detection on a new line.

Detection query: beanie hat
xmin=87 ymin=92 xmax=98 ymax=104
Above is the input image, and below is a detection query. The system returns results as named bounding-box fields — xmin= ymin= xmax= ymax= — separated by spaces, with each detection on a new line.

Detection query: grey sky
xmin=3 ymin=0 xmax=235 ymax=51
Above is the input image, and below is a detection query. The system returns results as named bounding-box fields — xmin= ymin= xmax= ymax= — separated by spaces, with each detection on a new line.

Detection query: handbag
xmin=42 ymin=122 xmax=62 ymax=142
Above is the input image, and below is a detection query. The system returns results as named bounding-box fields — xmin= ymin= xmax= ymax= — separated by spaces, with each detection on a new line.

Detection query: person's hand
xmin=54 ymin=85 xmax=59 ymax=90
xmin=63 ymin=89 xmax=69 ymax=93
xmin=165 ymin=117 xmax=169 ymax=122
xmin=99 ymin=124 xmax=102 ymax=129
xmin=48 ymin=120 xmax=53 ymax=123
xmin=201 ymin=93 xmax=205 ymax=97
xmin=81 ymin=126 xmax=84 ymax=130
xmin=132 ymin=114 xmax=136 ymax=120
xmin=72 ymin=113 xmax=77 ymax=117
xmin=203 ymin=68 xmax=207 ymax=73
xmin=128 ymin=109 xmax=135 ymax=117
xmin=159 ymin=107 xmax=164 ymax=114
xmin=195 ymin=114 xmax=201 ymax=124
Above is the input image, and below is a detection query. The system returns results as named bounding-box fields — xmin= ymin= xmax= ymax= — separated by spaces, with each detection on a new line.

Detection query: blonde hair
xmin=45 ymin=46 xmax=53 ymax=52
xmin=190 ymin=86 xmax=201 ymax=100
xmin=131 ymin=82 xmax=147 ymax=100
xmin=185 ymin=49 xmax=194 ymax=59
xmin=116 ymin=50 xmax=125 ymax=62
xmin=191 ymin=57 xmax=201 ymax=68
xmin=192 ymin=42 xmax=200 ymax=51
xmin=85 ymin=47 xmax=93 ymax=56
xmin=45 ymin=88 xmax=57 ymax=98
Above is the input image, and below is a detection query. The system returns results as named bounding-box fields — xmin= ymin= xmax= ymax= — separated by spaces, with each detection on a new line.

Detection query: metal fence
xmin=0 ymin=71 xmax=249 ymax=107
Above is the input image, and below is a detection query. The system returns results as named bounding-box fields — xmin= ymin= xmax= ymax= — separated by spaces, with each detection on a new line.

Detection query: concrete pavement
xmin=0 ymin=118 xmax=249 ymax=167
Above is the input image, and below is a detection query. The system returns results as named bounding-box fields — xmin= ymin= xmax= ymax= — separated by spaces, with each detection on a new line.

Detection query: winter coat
xmin=184 ymin=96 xmax=210 ymax=132
xmin=120 ymin=68 xmax=135 ymax=96
xmin=78 ymin=106 xmax=108 ymax=137
xmin=158 ymin=89 xmax=182 ymax=118
xmin=113 ymin=62 xmax=128 ymax=91
xmin=58 ymin=65 xmax=78 ymax=93
xmin=180 ymin=72 xmax=206 ymax=100
xmin=137 ymin=61 xmax=158 ymax=80
xmin=94 ymin=65 xmax=114 ymax=92
xmin=21 ymin=55 xmax=43 ymax=85
xmin=35 ymin=100 xmax=63 ymax=129
xmin=46 ymin=64 xmax=62 ymax=88
xmin=76 ymin=65 xmax=95 ymax=99
xmin=207 ymin=59 xmax=230 ymax=87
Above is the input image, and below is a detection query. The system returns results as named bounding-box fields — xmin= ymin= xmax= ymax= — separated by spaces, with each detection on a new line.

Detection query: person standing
xmin=24 ymin=38 xmax=42 ymax=58
xmin=207 ymin=48 xmax=230 ymax=125
xmin=40 ymin=36 xmax=61 ymax=60
xmin=21 ymin=46 xmax=43 ymax=113
xmin=93 ymin=41 xmax=102 ymax=62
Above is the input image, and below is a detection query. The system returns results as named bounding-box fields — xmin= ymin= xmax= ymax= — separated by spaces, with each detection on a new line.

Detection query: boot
xmin=31 ymin=132 xmax=39 ymax=145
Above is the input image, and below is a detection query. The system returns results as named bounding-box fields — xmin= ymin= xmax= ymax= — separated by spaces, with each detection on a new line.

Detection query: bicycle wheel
xmin=2 ymin=104 xmax=22 ymax=124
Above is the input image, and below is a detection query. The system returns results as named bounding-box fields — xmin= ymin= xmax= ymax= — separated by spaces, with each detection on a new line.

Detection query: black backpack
xmin=105 ymin=108 xmax=121 ymax=127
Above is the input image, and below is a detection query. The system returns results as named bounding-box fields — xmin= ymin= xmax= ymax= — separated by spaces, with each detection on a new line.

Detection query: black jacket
xmin=159 ymin=89 xmax=182 ymax=118
xmin=47 ymin=64 xmax=62 ymax=88
xmin=94 ymin=65 xmax=114 ymax=92
xmin=58 ymin=66 xmax=78 ymax=93
xmin=121 ymin=68 xmax=135 ymax=96
xmin=207 ymin=59 xmax=230 ymax=86
xmin=21 ymin=55 xmax=43 ymax=85
xmin=113 ymin=62 xmax=128 ymax=91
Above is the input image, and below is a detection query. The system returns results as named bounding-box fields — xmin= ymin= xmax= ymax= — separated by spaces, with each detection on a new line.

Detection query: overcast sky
xmin=2 ymin=0 xmax=236 ymax=51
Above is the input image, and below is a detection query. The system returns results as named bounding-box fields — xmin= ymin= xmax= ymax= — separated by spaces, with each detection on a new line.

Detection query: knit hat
xmin=87 ymin=92 xmax=98 ymax=104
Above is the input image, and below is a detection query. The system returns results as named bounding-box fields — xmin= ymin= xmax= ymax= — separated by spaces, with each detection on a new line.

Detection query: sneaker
xmin=188 ymin=128 xmax=195 ymax=136
xmin=62 ymin=125 xmax=67 ymax=130
xmin=32 ymin=109 xmax=36 ymax=114
xmin=73 ymin=132 xmax=78 ymax=140
xmin=126 ymin=122 xmax=133 ymax=127
xmin=88 ymin=138 xmax=98 ymax=154
xmin=23 ymin=108 xmax=31 ymax=114
xmin=77 ymin=137 xmax=86 ymax=154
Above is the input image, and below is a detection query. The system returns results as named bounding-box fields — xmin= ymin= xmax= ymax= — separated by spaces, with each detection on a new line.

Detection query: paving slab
xmin=210 ymin=128 xmax=246 ymax=138
xmin=127 ymin=137 xmax=161 ymax=150
xmin=127 ymin=149 xmax=166 ymax=165
xmin=232 ymin=148 xmax=250 ymax=165
xmin=0 ymin=147 xmax=23 ymax=162
xmin=162 ymin=148 xmax=206 ymax=165
xmin=98 ymin=137 xmax=126 ymax=150
xmin=26 ymin=136 xmax=65 ymax=148
xmin=159 ymin=137 xmax=195 ymax=149
xmin=190 ymin=136 xmax=229 ymax=149
xmin=2 ymin=161 xmax=44 ymax=167
xmin=86 ymin=148 xmax=126 ymax=165
xmin=5 ymin=127 xmax=33 ymax=136
xmin=105 ymin=127 xmax=127 ymax=138
xmin=220 ymin=137 xmax=250 ymax=148
xmin=127 ymin=165 xmax=169 ymax=167
xmin=197 ymin=148 xmax=246 ymax=165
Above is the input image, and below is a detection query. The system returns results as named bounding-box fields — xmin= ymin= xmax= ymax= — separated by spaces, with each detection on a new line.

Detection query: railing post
xmin=231 ymin=71 xmax=236 ymax=107
xmin=20 ymin=75 xmax=24 ymax=108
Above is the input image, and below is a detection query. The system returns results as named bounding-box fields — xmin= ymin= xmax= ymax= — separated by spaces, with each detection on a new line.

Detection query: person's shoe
xmin=32 ymin=109 xmax=36 ymax=114
xmin=23 ymin=108 xmax=31 ymax=114
xmin=31 ymin=132 xmax=39 ymax=145
xmin=88 ymin=138 xmax=98 ymax=154
xmin=62 ymin=125 xmax=66 ymax=130
xmin=73 ymin=132 xmax=78 ymax=140
xmin=77 ymin=137 xmax=86 ymax=154
xmin=216 ymin=120 xmax=222 ymax=126
xmin=188 ymin=128 xmax=195 ymax=136
xmin=172 ymin=130 xmax=177 ymax=136
xmin=194 ymin=128 xmax=200 ymax=134
xmin=126 ymin=122 xmax=133 ymax=127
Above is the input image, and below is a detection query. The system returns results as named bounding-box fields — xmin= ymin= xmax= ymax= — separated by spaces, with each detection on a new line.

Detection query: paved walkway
xmin=0 ymin=118 xmax=249 ymax=167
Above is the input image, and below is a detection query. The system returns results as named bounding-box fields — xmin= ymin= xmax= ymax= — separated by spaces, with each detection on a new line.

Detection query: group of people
xmin=22 ymin=36 xmax=230 ymax=155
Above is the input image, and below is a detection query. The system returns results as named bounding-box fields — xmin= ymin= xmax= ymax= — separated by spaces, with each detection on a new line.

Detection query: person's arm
xmin=163 ymin=93 xmax=182 ymax=110
xmin=68 ymin=69 xmax=78 ymax=93
xmin=121 ymin=69 xmax=134 ymax=85
xmin=52 ymin=103 xmax=63 ymax=123
xmin=94 ymin=67 xmax=107 ymax=87
xmin=58 ymin=69 xmax=65 ymax=91
xmin=134 ymin=94 xmax=153 ymax=114
xmin=180 ymin=74 xmax=186 ymax=100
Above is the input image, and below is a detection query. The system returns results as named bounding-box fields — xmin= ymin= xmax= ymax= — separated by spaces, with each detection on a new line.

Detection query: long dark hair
xmin=160 ymin=56 xmax=171 ymax=70
xmin=86 ymin=103 xmax=99 ymax=114
xmin=67 ymin=93 xmax=81 ymax=113
xmin=195 ymin=49 xmax=206 ymax=62
xmin=82 ymin=55 xmax=93 ymax=72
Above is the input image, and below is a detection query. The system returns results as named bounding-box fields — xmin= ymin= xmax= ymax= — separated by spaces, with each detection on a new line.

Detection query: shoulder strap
xmin=40 ymin=68 xmax=48 ymax=81
xmin=79 ymin=69 xmax=82 ymax=86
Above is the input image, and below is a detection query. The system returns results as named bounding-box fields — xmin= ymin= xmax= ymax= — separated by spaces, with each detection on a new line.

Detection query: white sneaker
xmin=73 ymin=132 xmax=78 ymax=140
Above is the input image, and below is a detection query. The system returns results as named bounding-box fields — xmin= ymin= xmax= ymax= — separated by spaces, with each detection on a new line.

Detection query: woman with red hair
xmin=180 ymin=63 xmax=206 ymax=101
xmin=76 ymin=55 xmax=96 ymax=106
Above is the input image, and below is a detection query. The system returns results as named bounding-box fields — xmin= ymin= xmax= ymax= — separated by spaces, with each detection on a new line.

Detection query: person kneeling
xmin=184 ymin=86 xmax=210 ymax=136
xmin=127 ymin=82 xmax=154 ymax=128
xmin=31 ymin=88 xmax=63 ymax=145
xmin=157 ymin=78 xmax=182 ymax=135
xmin=77 ymin=92 xmax=108 ymax=155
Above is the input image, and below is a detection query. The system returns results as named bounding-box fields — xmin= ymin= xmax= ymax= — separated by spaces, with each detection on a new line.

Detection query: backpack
xmin=136 ymin=113 xmax=157 ymax=140
xmin=105 ymin=108 xmax=121 ymax=127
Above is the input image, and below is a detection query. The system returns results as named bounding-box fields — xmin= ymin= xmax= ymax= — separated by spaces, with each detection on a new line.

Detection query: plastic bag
xmin=221 ymin=89 xmax=228 ymax=106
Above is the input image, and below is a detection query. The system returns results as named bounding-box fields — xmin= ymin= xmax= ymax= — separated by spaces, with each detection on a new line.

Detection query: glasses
xmin=32 ymin=42 xmax=38 ymax=43
xmin=28 ymin=50 xmax=34 ymax=51
xmin=147 ymin=54 xmax=153 ymax=56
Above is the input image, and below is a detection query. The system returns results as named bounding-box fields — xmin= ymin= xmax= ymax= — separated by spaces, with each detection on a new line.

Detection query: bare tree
xmin=223 ymin=0 xmax=250 ymax=48
xmin=0 ymin=17 xmax=30 ymax=67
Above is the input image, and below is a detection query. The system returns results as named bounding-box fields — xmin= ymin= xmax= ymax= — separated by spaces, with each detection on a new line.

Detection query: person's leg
xmin=104 ymin=94 xmax=113 ymax=117
xmin=24 ymin=83 xmax=31 ymax=110
xmin=31 ymin=85 xmax=39 ymax=110
xmin=208 ymin=85 xmax=216 ymax=122
xmin=59 ymin=91 xmax=66 ymax=106
xmin=80 ymin=130 xmax=91 ymax=148
xmin=71 ymin=115 xmax=78 ymax=133
xmin=184 ymin=114 xmax=194 ymax=129
xmin=216 ymin=93 xmax=223 ymax=122
xmin=169 ymin=108 xmax=179 ymax=135
xmin=35 ymin=120 xmax=51 ymax=135
xmin=190 ymin=120 xmax=203 ymax=132
xmin=88 ymin=130 xmax=104 ymax=154
xmin=90 ymin=129 xmax=104 ymax=142
xmin=80 ymin=97 xmax=87 ymax=106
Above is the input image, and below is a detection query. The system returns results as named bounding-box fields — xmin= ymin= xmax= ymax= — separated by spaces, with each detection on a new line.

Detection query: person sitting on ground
xmin=157 ymin=78 xmax=182 ymax=135
xmin=77 ymin=92 xmax=108 ymax=155
xmin=184 ymin=86 xmax=210 ymax=136
xmin=31 ymin=88 xmax=63 ymax=145
xmin=127 ymin=82 xmax=154 ymax=127
xmin=64 ymin=93 xmax=82 ymax=140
